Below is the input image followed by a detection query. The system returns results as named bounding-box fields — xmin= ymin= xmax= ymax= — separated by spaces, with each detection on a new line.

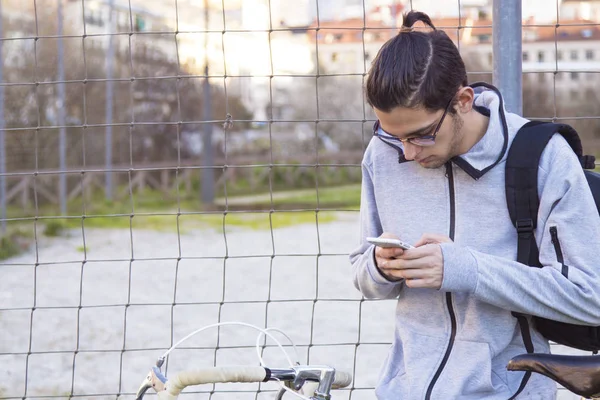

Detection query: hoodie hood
xmin=452 ymin=83 xmax=510 ymax=179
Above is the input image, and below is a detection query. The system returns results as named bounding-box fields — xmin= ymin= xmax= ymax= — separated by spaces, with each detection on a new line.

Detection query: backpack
xmin=505 ymin=121 xmax=600 ymax=353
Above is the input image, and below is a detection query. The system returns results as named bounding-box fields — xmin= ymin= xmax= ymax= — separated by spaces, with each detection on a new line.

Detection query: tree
xmin=290 ymin=65 xmax=373 ymax=154
xmin=2 ymin=4 xmax=252 ymax=174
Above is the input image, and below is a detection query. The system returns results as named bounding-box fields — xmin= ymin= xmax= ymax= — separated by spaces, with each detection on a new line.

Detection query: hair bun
xmin=401 ymin=10 xmax=436 ymax=32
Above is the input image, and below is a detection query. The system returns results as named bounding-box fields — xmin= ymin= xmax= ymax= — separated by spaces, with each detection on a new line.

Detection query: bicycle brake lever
xmin=135 ymin=371 xmax=153 ymax=400
xmin=135 ymin=366 xmax=167 ymax=400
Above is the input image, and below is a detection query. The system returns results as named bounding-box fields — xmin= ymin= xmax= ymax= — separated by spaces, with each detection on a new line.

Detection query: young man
xmin=350 ymin=10 xmax=600 ymax=400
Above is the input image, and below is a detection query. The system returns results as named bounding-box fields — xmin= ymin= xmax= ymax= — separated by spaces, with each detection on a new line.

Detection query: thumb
xmin=414 ymin=233 xmax=453 ymax=247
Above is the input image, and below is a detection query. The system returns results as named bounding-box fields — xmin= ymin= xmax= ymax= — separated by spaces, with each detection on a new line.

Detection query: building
xmin=560 ymin=0 xmax=600 ymax=21
xmin=310 ymin=9 xmax=600 ymax=101
xmin=307 ymin=17 xmax=397 ymax=75
xmin=64 ymin=0 xmax=178 ymax=64
xmin=270 ymin=0 xmax=313 ymax=27
xmin=521 ymin=20 xmax=600 ymax=100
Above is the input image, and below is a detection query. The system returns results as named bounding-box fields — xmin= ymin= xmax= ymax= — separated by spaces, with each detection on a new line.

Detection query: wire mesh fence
xmin=0 ymin=0 xmax=599 ymax=399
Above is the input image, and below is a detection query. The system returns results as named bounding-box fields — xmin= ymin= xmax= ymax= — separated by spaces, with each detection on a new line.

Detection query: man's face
xmin=373 ymin=105 xmax=464 ymax=169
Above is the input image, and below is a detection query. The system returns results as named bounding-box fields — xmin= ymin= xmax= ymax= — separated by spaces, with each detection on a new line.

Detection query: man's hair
xmin=366 ymin=11 xmax=468 ymax=113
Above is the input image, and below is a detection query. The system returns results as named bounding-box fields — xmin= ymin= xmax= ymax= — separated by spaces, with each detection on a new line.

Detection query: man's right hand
xmin=373 ymin=233 xmax=406 ymax=282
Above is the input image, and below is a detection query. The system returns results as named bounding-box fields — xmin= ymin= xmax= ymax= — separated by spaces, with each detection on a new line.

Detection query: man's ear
xmin=456 ymin=86 xmax=475 ymax=114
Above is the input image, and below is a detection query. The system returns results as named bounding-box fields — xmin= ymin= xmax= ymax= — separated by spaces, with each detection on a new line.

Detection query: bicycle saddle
xmin=507 ymin=353 xmax=600 ymax=399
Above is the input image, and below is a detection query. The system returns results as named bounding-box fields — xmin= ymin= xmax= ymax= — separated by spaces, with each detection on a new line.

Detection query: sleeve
xmin=439 ymin=136 xmax=600 ymax=325
xmin=349 ymin=161 xmax=404 ymax=300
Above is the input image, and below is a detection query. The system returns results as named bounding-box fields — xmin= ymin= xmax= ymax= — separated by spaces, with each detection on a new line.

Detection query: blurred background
xmin=0 ymin=0 xmax=599 ymax=399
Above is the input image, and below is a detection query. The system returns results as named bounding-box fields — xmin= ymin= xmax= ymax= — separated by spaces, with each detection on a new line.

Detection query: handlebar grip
xmin=160 ymin=366 xmax=268 ymax=399
xmin=332 ymin=370 xmax=352 ymax=389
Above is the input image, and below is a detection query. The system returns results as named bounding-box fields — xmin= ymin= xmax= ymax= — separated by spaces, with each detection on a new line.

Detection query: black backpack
xmin=505 ymin=121 xmax=600 ymax=354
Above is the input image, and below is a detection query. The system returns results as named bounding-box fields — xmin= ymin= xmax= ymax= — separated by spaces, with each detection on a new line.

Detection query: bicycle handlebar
xmin=163 ymin=366 xmax=268 ymax=398
xmin=330 ymin=370 xmax=353 ymax=388
xmin=137 ymin=365 xmax=352 ymax=400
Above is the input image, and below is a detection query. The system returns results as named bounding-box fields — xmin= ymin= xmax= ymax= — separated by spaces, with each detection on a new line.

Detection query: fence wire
xmin=0 ymin=0 xmax=599 ymax=399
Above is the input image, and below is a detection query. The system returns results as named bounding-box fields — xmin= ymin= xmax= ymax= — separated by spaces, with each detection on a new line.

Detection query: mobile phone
xmin=366 ymin=237 xmax=414 ymax=250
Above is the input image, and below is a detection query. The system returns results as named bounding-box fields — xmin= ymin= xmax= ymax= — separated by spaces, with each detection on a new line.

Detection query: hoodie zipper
xmin=425 ymin=163 xmax=458 ymax=400
xmin=550 ymin=226 xmax=569 ymax=278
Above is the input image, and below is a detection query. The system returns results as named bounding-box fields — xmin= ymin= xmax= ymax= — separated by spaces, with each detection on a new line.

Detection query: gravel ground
xmin=0 ymin=212 xmax=581 ymax=399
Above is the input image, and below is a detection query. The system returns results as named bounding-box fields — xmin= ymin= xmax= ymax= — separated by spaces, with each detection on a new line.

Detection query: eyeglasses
xmin=372 ymin=97 xmax=454 ymax=147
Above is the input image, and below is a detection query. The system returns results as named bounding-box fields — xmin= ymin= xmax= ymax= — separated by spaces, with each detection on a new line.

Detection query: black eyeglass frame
xmin=372 ymin=97 xmax=455 ymax=147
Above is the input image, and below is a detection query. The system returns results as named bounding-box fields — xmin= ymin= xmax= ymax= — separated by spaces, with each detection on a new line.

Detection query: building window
xmin=586 ymin=50 xmax=594 ymax=60
xmin=334 ymin=33 xmax=344 ymax=41
xmin=331 ymin=52 xmax=338 ymax=62
xmin=522 ymin=51 xmax=529 ymax=62
xmin=571 ymin=50 xmax=579 ymax=60
xmin=557 ymin=50 xmax=563 ymax=61
xmin=364 ymin=52 xmax=370 ymax=61
xmin=538 ymin=51 xmax=545 ymax=63
xmin=571 ymin=71 xmax=580 ymax=80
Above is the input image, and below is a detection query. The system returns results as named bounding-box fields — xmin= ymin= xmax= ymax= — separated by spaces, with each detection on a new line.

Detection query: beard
xmin=420 ymin=114 xmax=464 ymax=170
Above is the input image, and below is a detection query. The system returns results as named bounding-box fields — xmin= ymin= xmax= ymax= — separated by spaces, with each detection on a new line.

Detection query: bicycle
xmin=135 ymin=362 xmax=351 ymax=400
xmin=507 ymin=352 xmax=600 ymax=399
xmin=134 ymin=322 xmax=353 ymax=400
xmin=132 ymin=322 xmax=600 ymax=399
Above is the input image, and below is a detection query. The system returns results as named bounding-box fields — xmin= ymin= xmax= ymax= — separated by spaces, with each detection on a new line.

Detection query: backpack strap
xmin=506 ymin=121 xmax=594 ymax=265
xmin=505 ymin=121 xmax=560 ymax=398
xmin=505 ymin=121 xmax=598 ymax=397
xmin=507 ymin=313 xmax=534 ymax=400
xmin=505 ymin=121 xmax=552 ymax=267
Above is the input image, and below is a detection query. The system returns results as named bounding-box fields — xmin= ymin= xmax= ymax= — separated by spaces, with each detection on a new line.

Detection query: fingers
xmin=371 ymin=233 xmax=405 ymax=266
xmin=379 ymin=262 xmax=438 ymax=288
xmin=394 ymin=244 xmax=437 ymax=261
xmin=380 ymin=254 xmax=433 ymax=270
xmin=414 ymin=233 xmax=453 ymax=247
xmin=376 ymin=239 xmax=445 ymax=290
xmin=375 ymin=246 xmax=404 ymax=260
xmin=380 ymin=264 xmax=426 ymax=279
xmin=379 ymin=257 xmax=443 ymax=289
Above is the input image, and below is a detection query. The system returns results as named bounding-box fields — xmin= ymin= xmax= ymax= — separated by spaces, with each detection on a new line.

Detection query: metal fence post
xmin=493 ymin=0 xmax=522 ymax=115
xmin=0 ymin=0 xmax=6 ymax=236
xmin=58 ymin=0 xmax=67 ymax=214
xmin=105 ymin=0 xmax=115 ymax=201
xmin=201 ymin=0 xmax=214 ymax=204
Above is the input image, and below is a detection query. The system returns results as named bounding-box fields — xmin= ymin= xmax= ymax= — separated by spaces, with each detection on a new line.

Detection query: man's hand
xmin=377 ymin=233 xmax=452 ymax=289
xmin=373 ymin=233 xmax=407 ymax=282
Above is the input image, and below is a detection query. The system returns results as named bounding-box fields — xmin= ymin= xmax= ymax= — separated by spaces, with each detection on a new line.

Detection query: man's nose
xmin=403 ymin=141 xmax=422 ymax=161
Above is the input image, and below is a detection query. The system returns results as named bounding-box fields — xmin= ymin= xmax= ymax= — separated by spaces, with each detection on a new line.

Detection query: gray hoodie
xmin=350 ymin=85 xmax=600 ymax=399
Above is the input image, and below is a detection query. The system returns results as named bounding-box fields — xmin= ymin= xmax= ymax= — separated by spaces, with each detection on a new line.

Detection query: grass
xmin=44 ymin=220 xmax=66 ymax=237
xmin=0 ymin=225 xmax=35 ymax=260
xmin=268 ymin=184 xmax=361 ymax=208
xmin=0 ymin=236 xmax=20 ymax=260
xmin=3 ymin=184 xmax=362 ymax=235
